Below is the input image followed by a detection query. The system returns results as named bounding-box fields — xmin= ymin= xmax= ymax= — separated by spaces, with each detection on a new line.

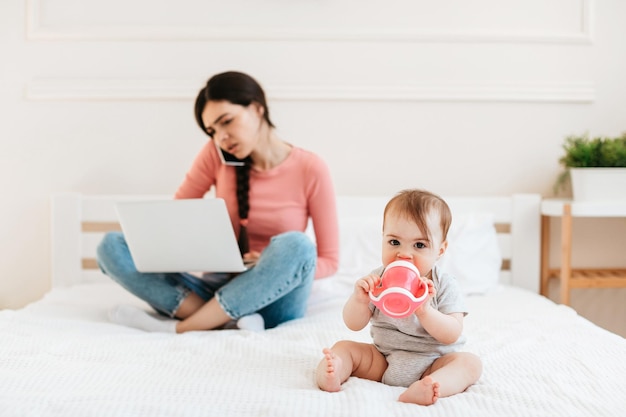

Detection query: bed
xmin=1 ymin=192 xmax=625 ymax=416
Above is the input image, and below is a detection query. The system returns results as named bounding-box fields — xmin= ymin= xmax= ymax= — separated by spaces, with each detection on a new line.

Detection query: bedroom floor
xmin=547 ymin=280 xmax=626 ymax=337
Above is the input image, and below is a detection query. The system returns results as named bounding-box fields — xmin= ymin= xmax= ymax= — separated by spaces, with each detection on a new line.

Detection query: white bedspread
xmin=1 ymin=277 xmax=625 ymax=417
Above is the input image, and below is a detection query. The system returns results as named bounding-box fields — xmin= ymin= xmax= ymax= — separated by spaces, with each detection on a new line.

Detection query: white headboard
xmin=51 ymin=193 xmax=541 ymax=292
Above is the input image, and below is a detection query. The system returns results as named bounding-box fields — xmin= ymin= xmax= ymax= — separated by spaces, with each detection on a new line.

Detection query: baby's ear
xmin=438 ymin=240 xmax=448 ymax=258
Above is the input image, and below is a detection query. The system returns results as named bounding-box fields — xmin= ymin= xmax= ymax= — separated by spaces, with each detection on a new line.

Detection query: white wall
xmin=1 ymin=0 xmax=625 ymax=334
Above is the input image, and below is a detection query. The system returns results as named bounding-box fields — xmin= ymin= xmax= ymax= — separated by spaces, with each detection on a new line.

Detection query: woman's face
xmin=381 ymin=209 xmax=448 ymax=277
xmin=201 ymin=100 xmax=265 ymax=160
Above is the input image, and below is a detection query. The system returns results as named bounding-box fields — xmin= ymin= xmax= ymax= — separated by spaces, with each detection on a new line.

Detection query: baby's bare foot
xmin=317 ymin=348 xmax=343 ymax=392
xmin=398 ymin=376 xmax=440 ymax=405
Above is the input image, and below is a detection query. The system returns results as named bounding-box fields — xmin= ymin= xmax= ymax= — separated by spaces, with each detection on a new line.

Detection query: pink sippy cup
xmin=369 ymin=260 xmax=429 ymax=318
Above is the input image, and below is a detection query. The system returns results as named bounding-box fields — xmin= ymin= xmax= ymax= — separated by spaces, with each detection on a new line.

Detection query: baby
xmin=316 ymin=189 xmax=482 ymax=405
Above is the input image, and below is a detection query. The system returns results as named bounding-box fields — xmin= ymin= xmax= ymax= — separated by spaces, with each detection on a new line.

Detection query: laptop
xmin=115 ymin=198 xmax=247 ymax=273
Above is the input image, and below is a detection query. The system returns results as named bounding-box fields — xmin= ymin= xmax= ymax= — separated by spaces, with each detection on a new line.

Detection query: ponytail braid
xmin=235 ymin=157 xmax=252 ymax=255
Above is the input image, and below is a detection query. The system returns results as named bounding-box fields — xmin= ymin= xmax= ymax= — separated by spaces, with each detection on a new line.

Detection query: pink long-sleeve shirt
xmin=174 ymin=141 xmax=339 ymax=279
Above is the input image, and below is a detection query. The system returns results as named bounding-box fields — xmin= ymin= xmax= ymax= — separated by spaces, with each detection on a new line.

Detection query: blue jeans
xmin=96 ymin=231 xmax=317 ymax=329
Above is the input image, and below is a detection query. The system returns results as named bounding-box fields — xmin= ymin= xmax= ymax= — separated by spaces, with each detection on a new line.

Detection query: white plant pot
xmin=570 ymin=168 xmax=626 ymax=201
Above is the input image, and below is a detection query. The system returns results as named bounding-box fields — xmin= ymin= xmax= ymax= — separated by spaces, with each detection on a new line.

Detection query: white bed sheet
xmin=2 ymin=276 xmax=625 ymax=417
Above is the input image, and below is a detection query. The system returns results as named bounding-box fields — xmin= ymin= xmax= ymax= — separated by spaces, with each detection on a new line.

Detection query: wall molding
xmin=25 ymin=0 xmax=594 ymax=44
xmin=25 ymin=78 xmax=596 ymax=103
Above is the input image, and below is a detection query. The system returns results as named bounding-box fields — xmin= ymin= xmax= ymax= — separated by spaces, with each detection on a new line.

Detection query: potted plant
xmin=555 ymin=132 xmax=626 ymax=201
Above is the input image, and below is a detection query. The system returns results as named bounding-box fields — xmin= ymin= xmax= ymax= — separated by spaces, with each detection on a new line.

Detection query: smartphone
xmin=214 ymin=140 xmax=245 ymax=166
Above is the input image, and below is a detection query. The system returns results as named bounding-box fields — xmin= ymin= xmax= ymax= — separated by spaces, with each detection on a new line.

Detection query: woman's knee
xmin=96 ymin=232 xmax=130 ymax=275
xmin=271 ymin=231 xmax=316 ymax=259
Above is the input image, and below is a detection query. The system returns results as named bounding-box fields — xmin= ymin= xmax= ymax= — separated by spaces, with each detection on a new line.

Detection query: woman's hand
xmin=243 ymin=250 xmax=261 ymax=267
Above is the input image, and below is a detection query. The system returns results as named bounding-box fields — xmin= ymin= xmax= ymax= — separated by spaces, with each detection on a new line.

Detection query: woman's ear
xmin=252 ymin=101 xmax=265 ymax=117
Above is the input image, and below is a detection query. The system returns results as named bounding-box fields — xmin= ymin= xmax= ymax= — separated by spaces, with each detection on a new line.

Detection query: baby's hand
xmin=414 ymin=279 xmax=436 ymax=314
xmin=425 ymin=279 xmax=436 ymax=299
xmin=354 ymin=274 xmax=380 ymax=303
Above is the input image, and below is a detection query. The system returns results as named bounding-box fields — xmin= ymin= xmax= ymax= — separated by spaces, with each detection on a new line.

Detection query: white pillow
xmin=336 ymin=216 xmax=382 ymax=277
xmin=437 ymin=213 xmax=502 ymax=295
xmin=306 ymin=216 xmax=381 ymax=297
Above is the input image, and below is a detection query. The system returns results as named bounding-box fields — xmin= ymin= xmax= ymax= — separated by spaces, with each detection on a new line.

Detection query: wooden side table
xmin=541 ymin=199 xmax=626 ymax=305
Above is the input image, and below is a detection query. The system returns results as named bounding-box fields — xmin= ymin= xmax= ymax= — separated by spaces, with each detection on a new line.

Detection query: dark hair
xmin=383 ymin=189 xmax=452 ymax=244
xmin=194 ymin=71 xmax=275 ymax=254
xmin=194 ymin=71 xmax=274 ymax=134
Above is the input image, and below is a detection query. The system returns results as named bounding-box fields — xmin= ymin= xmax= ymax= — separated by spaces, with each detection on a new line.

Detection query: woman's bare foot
xmin=317 ymin=348 xmax=343 ymax=392
xmin=398 ymin=376 xmax=440 ymax=405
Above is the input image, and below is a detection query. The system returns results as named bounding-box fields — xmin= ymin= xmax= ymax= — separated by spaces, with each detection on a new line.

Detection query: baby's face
xmin=381 ymin=211 xmax=447 ymax=277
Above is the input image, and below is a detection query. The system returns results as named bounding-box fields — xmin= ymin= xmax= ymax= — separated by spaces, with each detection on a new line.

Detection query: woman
xmin=97 ymin=71 xmax=339 ymax=333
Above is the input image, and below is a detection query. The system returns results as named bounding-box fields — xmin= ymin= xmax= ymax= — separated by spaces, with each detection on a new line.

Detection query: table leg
xmin=560 ymin=204 xmax=572 ymax=306
xmin=540 ymin=215 xmax=551 ymax=296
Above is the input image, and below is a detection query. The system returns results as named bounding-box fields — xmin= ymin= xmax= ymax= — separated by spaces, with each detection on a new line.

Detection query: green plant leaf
xmin=554 ymin=131 xmax=626 ymax=194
